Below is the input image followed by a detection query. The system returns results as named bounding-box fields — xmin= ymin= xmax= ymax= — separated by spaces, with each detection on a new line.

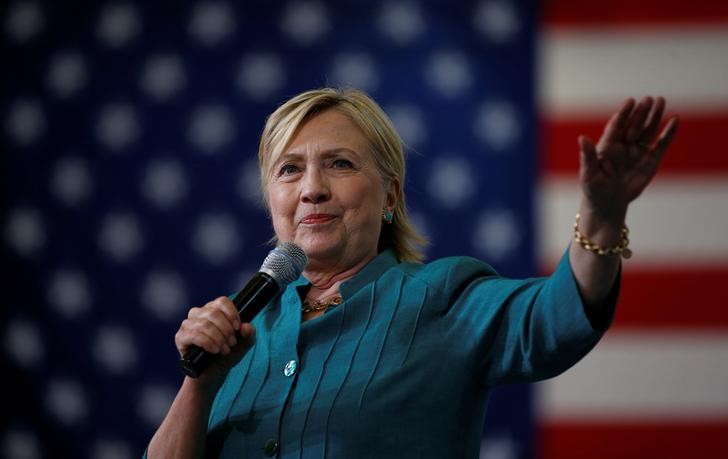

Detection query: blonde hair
xmin=258 ymin=87 xmax=428 ymax=263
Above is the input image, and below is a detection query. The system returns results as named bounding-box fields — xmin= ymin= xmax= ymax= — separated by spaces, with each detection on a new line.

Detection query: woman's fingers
xmin=233 ymin=323 xmax=256 ymax=352
xmin=206 ymin=297 xmax=241 ymax=344
xmin=639 ymin=96 xmax=666 ymax=145
xmin=178 ymin=320 xmax=229 ymax=354
xmin=601 ymin=98 xmax=635 ymax=144
xmin=176 ymin=297 xmax=243 ymax=356
xmin=653 ymin=115 xmax=680 ymax=162
xmin=625 ymin=96 xmax=653 ymax=143
xmin=578 ymin=135 xmax=598 ymax=173
xmin=189 ymin=304 xmax=237 ymax=348
xmin=211 ymin=296 xmax=241 ymax=330
xmin=179 ymin=314 xmax=231 ymax=354
xmin=629 ymin=115 xmax=679 ymax=186
xmin=579 ymin=96 xmax=678 ymax=207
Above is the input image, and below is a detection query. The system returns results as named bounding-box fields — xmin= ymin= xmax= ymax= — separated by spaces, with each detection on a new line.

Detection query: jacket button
xmin=283 ymin=359 xmax=297 ymax=377
xmin=263 ymin=438 xmax=279 ymax=456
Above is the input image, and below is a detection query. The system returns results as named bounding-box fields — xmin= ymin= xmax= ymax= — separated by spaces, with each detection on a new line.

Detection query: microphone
xmin=180 ymin=242 xmax=307 ymax=378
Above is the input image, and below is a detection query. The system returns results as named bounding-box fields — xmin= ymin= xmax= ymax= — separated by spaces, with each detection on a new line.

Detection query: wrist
xmin=183 ymin=373 xmax=225 ymax=402
xmin=573 ymin=211 xmax=631 ymax=259
xmin=578 ymin=201 xmax=626 ymax=244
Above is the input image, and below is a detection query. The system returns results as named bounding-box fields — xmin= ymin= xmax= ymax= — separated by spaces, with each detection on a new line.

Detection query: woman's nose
xmin=300 ymin=167 xmax=330 ymax=203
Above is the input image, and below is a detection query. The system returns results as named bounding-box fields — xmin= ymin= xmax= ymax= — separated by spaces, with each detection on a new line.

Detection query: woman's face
xmin=266 ymin=109 xmax=397 ymax=270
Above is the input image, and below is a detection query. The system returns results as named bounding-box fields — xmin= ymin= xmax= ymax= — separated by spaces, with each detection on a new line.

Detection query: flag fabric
xmin=6 ymin=2 xmax=725 ymax=459
xmin=535 ymin=1 xmax=728 ymax=458
xmin=2 ymin=2 xmax=538 ymax=458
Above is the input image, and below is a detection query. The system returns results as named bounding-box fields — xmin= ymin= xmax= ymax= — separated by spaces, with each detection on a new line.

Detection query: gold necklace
xmin=301 ymin=295 xmax=343 ymax=314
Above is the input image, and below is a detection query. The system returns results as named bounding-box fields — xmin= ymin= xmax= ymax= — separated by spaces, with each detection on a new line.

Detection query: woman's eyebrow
xmin=319 ymin=147 xmax=359 ymax=158
xmin=279 ymin=147 xmax=360 ymax=159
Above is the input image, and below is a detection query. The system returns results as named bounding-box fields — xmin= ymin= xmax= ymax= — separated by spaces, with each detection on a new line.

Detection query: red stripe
xmin=542 ymin=0 xmax=728 ymax=28
xmin=539 ymin=113 xmax=728 ymax=175
xmin=616 ymin=268 xmax=728 ymax=330
xmin=537 ymin=420 xmax=728 ymax=459
xmin=536 ymin=267 xmax=728 ymax=330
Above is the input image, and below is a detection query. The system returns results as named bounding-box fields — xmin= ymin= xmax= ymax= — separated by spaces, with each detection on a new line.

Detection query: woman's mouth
xmin=300 ymin=214 xmax=335 ymax=224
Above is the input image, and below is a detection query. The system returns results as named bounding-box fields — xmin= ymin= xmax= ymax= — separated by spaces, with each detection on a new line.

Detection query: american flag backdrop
xmin=2 ymin=1 xmax=727 ymax=459
xmin=2 ymin=1 xmax=536 ymax=458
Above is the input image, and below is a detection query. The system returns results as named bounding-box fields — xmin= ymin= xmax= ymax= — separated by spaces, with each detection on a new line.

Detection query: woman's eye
xmin=332 ymin=159 xmax=353 ymax=169
xmin=279 ymin=164 xmax=300 ymax=176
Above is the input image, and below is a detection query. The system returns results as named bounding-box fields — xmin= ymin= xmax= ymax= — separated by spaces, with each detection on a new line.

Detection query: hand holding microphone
xmin=176 ymin=243 xmax=307 ymax=379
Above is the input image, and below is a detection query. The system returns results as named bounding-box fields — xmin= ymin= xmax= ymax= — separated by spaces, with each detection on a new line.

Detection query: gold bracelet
xmin=573 ymin=213 xmax=632 ymax=259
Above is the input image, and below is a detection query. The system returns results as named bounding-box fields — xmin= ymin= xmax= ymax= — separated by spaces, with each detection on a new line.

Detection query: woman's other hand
xmin=175 ymin=297 xmax=256 ymax=390
xmin=578 ymin=96 xmax=679 ymax=222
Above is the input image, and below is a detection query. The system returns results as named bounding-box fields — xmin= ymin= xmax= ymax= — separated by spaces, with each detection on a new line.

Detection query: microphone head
xmin=259 ymin=242 xmax=307 ymax=286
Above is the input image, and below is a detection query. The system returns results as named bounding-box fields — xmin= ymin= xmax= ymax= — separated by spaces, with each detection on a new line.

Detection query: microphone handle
xmin=179 ymin=272 xmax=280 ymax=378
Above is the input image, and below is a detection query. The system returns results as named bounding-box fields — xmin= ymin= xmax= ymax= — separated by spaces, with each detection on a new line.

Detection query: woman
xmin=146 ymin=88 xmax=678 ymax=458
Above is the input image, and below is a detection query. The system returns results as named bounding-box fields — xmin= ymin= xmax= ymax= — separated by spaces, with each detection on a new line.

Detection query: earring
xmin=382 ymin=208 xmax=394 ymax=224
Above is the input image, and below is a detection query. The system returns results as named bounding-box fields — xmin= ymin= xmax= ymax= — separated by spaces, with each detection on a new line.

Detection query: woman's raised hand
xmin=578 ymin=96 xmax=679 ymax=221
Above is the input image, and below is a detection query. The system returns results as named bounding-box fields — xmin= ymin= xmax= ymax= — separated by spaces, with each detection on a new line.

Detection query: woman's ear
xmin=386 ymin=177 xmax=401 ymax=210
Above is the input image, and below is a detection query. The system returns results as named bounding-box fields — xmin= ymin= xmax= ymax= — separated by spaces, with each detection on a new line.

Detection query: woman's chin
xmin=301 ymin=244 xmax=341 ymax=260
xmin=296 ymin=238 xmax=345 ymax=262
xmin=294 ymin=234 xmax=327 ymax=249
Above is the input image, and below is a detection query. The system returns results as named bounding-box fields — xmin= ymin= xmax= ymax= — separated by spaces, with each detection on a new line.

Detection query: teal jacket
xmin=146 ymin=248 xmax=616 ymax=458
xmin=206 ymin=248 xmax=615 ymax=458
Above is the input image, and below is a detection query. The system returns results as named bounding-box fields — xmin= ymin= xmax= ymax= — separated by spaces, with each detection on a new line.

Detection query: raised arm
xmin=569 ymin=96 xmax=679 ymax=315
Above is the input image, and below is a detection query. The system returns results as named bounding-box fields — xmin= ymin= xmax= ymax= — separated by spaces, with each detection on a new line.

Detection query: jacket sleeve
xmin=438 ymin=246 xmax=618 ymax=387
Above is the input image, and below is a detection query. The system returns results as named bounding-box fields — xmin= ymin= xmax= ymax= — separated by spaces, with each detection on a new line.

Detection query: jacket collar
xmin=290 ymin=249 xmax=399 ymax=300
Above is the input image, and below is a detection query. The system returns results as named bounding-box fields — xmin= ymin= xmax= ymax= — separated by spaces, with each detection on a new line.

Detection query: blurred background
xmin=2 ymin=1 xmax=726 ymax=458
